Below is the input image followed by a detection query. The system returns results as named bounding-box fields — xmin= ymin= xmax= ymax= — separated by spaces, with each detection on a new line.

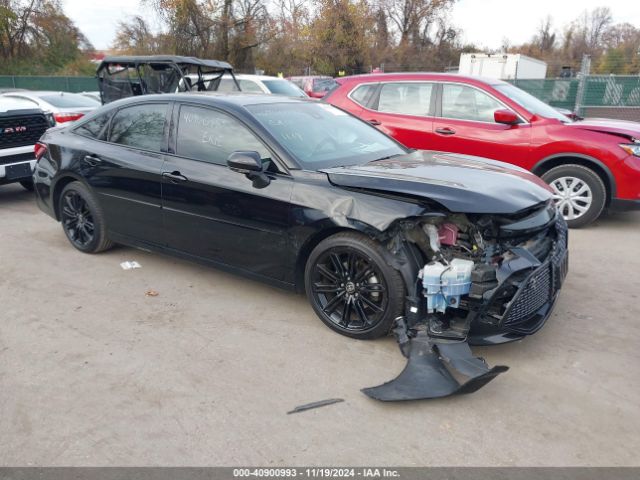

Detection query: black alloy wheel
xmin=305 ymin=232 xmax=405 ymax=339
xmin=61 ymin=190 xmax=95 ymax=248
xmin=59 ymin=181 xmax=113 ymax=253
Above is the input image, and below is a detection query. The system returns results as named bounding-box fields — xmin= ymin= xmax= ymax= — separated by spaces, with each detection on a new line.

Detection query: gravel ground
xmin=1 ymin=183 xmax=639 ymax=466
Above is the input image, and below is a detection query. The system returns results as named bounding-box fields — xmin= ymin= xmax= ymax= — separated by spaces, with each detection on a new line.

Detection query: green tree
xmin=0 ymin=0 xmax=93 ymax=75
xmin=309 ymin=0 xmax=372 ymax=75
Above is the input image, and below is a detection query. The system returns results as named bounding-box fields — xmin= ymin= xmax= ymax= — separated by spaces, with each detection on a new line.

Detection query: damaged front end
xmin=363 ymin=200 xmax=569 ymax=401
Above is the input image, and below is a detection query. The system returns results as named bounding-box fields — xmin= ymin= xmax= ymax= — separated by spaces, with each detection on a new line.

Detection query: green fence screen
xmin=0 ymin=75 xmax=97 ymax=92
xmin=510 ymin=79 xmax=580 ymax=110
xmin=511 ymin=75 xmax=640 ymax=121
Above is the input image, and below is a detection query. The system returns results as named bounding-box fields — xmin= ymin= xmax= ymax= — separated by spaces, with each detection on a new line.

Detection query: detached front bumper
xmin=469 ymin=217 xmax=569 ymax=345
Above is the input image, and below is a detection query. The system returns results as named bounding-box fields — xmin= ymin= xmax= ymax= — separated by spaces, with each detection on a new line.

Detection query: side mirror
xmin=227 ymin=151 xmax=263 ymax=174
xmin=227 ymin=151 xmax=270 ymax=189
xmin=494 ymin=109 xmax=520 ymax=125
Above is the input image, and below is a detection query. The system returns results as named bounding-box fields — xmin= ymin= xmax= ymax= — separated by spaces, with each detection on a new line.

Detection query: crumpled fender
xmin=289 ymin=178 xmax=429 ymax=232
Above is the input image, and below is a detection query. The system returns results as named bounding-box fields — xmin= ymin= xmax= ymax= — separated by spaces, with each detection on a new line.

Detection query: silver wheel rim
xmin=550 ymin=176 xmax=593 ymax=221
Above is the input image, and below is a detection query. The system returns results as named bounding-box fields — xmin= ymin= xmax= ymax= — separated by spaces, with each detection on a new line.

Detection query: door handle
xmin=368 ymin=119 xmax=382 ymax=126
xmin=162 ymin=171 xmax=188 ymax=183
xmin=435 ymin=127 xmax=456 ymax=135
xmin=83 ymin=154 xmax=102 ymax=166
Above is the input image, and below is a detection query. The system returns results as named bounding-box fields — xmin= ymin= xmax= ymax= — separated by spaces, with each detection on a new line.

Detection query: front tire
xmin=59 ymin=181 xmax=113 ymax=253
xmin=542 ymin=164 xmax=606 ymax=228
xmin=304 ymin=232 xmax=405 ymax=339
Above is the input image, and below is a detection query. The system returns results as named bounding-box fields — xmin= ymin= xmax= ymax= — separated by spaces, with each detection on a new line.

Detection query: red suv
xmin=325 ymin=73 xmax=640 ymax=227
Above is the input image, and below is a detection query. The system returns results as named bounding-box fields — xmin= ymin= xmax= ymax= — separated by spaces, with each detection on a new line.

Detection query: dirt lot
xmin=0 ymin=183 xmax=639 ymax=466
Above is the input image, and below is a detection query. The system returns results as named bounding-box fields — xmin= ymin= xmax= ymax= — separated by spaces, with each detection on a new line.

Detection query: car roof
xmin=337 ymin=72 xmax=507 ymax=86
xmin=108 ymin=92 xmax=313 ymax=108
xmin=4 ymin=91 xmax=83 ymax=98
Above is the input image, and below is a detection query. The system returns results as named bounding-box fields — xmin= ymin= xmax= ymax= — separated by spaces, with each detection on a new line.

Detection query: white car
xmin=185 ymin=74 xmax=307 ymax=97
xmin=80 ymin=91 xmax=102 ymax=103
xmin=0 ymin=96 xmax=53 ymax=190
xmin=0 ymin=91 xmax=100 ymax=124
xmin=218 ymin=74 xmax=307 ymax=97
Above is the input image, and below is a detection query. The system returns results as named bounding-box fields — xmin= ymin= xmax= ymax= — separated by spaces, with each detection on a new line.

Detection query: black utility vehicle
xmin=96 ymin=55 xmax=239 ymax=104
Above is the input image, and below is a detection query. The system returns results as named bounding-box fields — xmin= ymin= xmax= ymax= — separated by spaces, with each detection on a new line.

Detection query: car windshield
xmin=38 ymin=93 xmax=100 ymax=108
xmin=262 ymin=80 xmax=307 ymax=97
xmin=493 ymin=84 xmax=569 ymax=122
xmin=247 ymin=102 xmax=406 ymax=169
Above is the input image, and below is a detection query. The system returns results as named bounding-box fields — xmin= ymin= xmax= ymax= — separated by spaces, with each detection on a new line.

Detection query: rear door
xmin=357 ymin=82 xmax=437 ymax=149
xmin=161 ymin=103 xmax=294 ymax=282
xmin=430 ymin=83 xmax=532 ymax=162
xmin=76 ymin=102 xmax=169 ymax=244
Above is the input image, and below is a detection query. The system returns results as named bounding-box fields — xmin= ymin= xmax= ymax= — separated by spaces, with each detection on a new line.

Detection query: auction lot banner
xmin=0 ymin=468 xmax=638 ymax=480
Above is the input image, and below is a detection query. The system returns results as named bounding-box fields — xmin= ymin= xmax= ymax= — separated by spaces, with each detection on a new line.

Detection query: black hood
xmin=321 ymin=151 xmax=553 ymax=214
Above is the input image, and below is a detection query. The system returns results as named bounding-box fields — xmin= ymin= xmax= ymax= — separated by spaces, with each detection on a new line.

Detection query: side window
xmin=75 ymin=111 xmax=112 ymax=140
xmin=376 ymin=83 xmax=434 ymax=116
xmin=442 ymin=84 xmax=504 ymax=122
xmin=350 ymin=84 xmax=376 ymax=107
xmin=109 ymin=103 xmax=168 ymax=152
xmin=176 ymin=105 xmax=271 ymax=166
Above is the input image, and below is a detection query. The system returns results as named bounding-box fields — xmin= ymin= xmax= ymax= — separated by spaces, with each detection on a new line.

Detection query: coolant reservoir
xmin=422 ymin=258 xmax=474 ymax=313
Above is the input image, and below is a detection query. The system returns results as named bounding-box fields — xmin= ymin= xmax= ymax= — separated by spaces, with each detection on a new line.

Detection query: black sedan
xmin=33 ymin=94 xmax=568 ymax=400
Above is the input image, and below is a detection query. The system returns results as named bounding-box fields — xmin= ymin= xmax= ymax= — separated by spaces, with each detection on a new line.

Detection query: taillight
xmin=34 ymin=142 xmax=48 ymax=160
xmin=53 ymin=112 xmax=85 ymax=123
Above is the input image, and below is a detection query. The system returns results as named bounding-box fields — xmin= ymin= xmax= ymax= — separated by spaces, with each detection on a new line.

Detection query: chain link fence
xmin=509 ymin=78 xmax=580 ymax=111
xmin=577 ymin=75 xmax=640 ymax=121
xmin=510 ymin=76 xmax=640 ymax=122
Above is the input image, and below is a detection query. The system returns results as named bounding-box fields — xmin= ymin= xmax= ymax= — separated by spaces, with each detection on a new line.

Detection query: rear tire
xmin=59 ymin=181 xmax=113 ymax=253
xmin=19 ymin=180 xmax=34 ymax=191
xmin=304 ymin=232 xmax=405 ymax=339
xmin=542 ymin=164 xmax=606 ymax=228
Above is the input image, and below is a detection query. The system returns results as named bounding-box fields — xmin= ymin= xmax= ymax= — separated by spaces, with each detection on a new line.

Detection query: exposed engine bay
xmin=362 ymin=201 xmax=569 ymax=401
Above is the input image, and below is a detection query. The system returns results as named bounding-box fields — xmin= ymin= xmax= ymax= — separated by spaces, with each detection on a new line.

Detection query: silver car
xmin=0 ymin=91 xmax=100 ymax=125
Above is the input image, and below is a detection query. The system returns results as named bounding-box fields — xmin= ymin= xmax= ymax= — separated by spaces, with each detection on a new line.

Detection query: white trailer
xmin=458 ymin=53 xmax=547 ymax=80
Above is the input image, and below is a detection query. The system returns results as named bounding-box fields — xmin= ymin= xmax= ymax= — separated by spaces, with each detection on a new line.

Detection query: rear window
xmin=349 ymin=84 xmax=377 ymax=107
xmin=377 ymin=82 xmax=434 ymax=116
xmin=38 ymin=94 xmax=100 ymax=108
xmin=262 ymin=80 xmax=306 ymax=97
xmin=75 ymin=111 xmax=112 ymax=140
xmin=109 ymin=103 xmax=167 ymax=152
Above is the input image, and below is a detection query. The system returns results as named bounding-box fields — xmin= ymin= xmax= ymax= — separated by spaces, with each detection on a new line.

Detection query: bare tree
xmin=534 ymin=16 xmax=556 ymax=52
xmin=381 ymin=0 xmax=454 ymax=46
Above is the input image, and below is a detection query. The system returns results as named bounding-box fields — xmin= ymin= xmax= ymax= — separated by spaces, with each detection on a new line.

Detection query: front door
xmin=161 ymin=103 xmax=294 ymax=282
xmin=430 ymin=83 xmax=532 ymax=164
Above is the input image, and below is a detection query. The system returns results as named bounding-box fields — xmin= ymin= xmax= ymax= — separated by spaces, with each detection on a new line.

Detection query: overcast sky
xmin=63 ymin=0 xmax=640 ymax=51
